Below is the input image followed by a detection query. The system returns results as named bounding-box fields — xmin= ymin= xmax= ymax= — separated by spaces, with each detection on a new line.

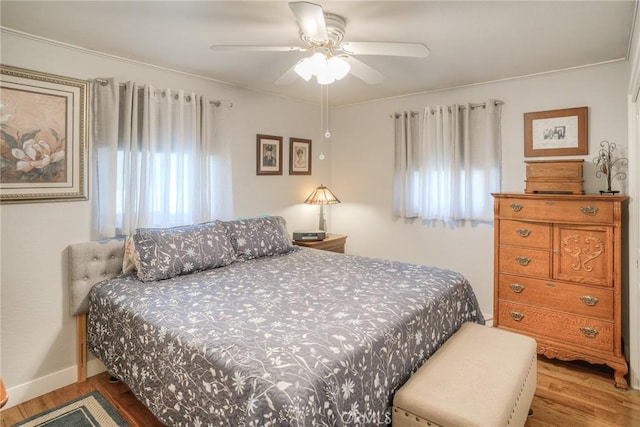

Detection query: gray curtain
xmin=91 ymin=79 xmax=233 ymax=237
xmin=393 ymin=100 xmax=502 ymax=222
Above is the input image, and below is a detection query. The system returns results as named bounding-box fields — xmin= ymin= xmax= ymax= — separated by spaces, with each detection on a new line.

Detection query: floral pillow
xmin=224 ymin=216 xmax=296 ymax=260
xmin=132 ymin=220 xmax=236 ymax=282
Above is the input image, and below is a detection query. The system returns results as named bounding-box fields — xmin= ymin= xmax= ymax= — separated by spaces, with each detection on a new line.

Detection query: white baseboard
xmin=483 ymin=312 xmax=494 ymax=327
xmin=2 ymin=359 xmax=106 ymax=410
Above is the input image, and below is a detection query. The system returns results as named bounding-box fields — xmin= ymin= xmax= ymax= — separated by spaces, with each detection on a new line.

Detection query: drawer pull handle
xmin=580 ymin=327 xmax=599 ymax=338
xmin=510 ymin=311 xmax=524 ymax=321
xmin=510 ymin=283 xmax=525 ymax=293
xmin=580 ymin=296 xmax=599 ymax=306
xmin=515 ymin=228 xmax=531 ymax=237
xmin=509 ymin=203 xmax=524 ymax=212
xmin=515 ymin=256 xmax=531 ymax=266
xmin=580 ymin=206 xmax=599 ymax=216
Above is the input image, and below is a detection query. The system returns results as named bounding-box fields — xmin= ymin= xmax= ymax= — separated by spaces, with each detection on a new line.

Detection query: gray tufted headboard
xmin=68 ymin=238 xmax=126 ymax=316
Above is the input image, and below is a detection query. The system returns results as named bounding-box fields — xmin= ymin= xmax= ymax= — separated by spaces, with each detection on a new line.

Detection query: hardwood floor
xmin=0 ymin=372 xmax=163 ymax=427
xmin=2 ymin=356 xmax=640 ymax=426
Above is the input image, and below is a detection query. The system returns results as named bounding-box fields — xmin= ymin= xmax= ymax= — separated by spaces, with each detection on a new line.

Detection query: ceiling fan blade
xmin=339 ymin=42 xmax=430 ymax=58
xmin=274 ymin=62 xmax=301 ymax=85
xmin=289 ymin=2 xmax=328 ymax=43
xmin=344 ymin=57 xmax=385 ymax=85
xmin=210 ymin=45 xmax=305 ymax=52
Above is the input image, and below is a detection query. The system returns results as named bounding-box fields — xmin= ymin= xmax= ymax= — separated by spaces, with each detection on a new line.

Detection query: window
xmin=92 ymin=79 xmax=232 ymax=237
xmin=393 ymin=101 xmax=502 ymax=222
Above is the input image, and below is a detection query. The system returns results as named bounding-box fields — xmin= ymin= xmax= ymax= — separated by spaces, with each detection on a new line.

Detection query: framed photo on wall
xmin=524 ymin=106 xmax=588 ymax=157
xmin=289 ymin=137 xmax=311 ymax=175
xmin=0 ymin=65 xmax=88 ymax=203
xmin=256 ymin=134 xmax=282 ymax=175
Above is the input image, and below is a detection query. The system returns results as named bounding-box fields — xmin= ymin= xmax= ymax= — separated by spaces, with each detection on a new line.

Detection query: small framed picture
xmin=289 ymin=138 xmax=312 ymax=175
xmin=524 ymin=106 xmax=588 ymax=157
xmin=256 ymin=134 xmax=282 ymax=175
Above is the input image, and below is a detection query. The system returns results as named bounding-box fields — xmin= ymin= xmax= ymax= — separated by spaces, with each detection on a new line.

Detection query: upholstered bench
xmin=392 ymin=322 xmax=537 ymax=427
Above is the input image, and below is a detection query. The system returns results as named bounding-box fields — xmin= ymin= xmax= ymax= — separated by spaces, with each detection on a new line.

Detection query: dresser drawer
xmin=498 ymin=198 xmax=614 ymax=224
xmin=498 ymin=301 xmax=613 ymax=352
xmin=499 ymin=220 xmax=550 ymax=249
xmin=498 ymin=274 xmax=613 ymax=320
xmin=499 ymin=246 xmax=549 ymax=278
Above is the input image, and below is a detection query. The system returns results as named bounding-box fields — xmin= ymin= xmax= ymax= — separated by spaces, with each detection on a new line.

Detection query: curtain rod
xmin=390 ymin=100 xmax=504 ymax=118
xmin=93 ymin=78 xmax=230 ymax=108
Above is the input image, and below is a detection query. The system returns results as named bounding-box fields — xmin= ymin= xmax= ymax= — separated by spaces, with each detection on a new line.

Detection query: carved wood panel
xmin=553 ymin=225 xmax=612 ymax=286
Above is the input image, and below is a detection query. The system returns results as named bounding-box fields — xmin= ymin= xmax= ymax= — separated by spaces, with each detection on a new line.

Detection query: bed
xmin=69 ymin=217 xmax=484 ymax=426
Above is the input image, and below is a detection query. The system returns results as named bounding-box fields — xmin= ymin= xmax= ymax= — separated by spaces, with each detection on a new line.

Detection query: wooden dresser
xmin=492 ymin=193 xmax=628 ymax=388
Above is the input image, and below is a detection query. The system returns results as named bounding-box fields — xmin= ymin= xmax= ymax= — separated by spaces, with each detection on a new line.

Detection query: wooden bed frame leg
xmin=76 ymin=314 xmax=87 ymax=383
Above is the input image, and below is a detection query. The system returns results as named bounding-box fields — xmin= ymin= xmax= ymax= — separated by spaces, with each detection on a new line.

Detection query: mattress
xmin=88 ymin=247 xmax=484 ymax=426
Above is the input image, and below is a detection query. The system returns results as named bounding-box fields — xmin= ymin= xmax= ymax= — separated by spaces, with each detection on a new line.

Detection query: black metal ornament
xmin=593 ymin=140 xmax=628 ymax=195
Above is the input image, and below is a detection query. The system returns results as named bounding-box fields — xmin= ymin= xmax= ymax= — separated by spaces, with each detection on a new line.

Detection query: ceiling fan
xmin=210 ymin=1 xmax=430 ymax=85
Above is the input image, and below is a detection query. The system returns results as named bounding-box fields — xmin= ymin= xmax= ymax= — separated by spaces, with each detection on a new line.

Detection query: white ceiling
xmin=1 ymin=1 xmax=636 ymax=106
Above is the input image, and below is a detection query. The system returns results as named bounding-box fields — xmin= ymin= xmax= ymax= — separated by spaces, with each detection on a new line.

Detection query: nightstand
xmin=293 ymin=234 xmax=347 ymax=253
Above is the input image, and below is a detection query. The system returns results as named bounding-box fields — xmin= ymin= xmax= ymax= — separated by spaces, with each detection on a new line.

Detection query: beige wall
xmin=0 ymin=30 xmax=332 ymax=406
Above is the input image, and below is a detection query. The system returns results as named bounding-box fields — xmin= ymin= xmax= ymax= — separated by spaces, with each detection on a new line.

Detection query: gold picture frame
xmin=289 ymin=137 xmax=311 ymax=175
xmin=524 ymin=106 xmax=588 ymax=157
xmin=1 ymin=65 xmax=88 ymax=203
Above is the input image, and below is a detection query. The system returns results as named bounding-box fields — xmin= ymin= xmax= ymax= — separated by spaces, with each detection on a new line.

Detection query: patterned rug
xmin=12 ymin=391 xmax=128 ymax=427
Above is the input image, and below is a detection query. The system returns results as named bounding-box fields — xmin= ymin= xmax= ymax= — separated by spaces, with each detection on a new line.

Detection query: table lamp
xmin=304 ymin=184 xmax=341 ymax=232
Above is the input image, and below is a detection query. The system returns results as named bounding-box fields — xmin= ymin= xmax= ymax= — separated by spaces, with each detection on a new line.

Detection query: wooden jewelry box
xmin=524 ymin=159 xmax=584 ymax=194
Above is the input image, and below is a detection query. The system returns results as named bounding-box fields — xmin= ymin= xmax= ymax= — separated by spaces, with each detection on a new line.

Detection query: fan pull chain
xmin=323 ymin=84 xmax=331 ymax=139
xmin=320 ymin=84 xmax=324 ymax=142
xmin=319 ymin=84 xmax=329 ymax=161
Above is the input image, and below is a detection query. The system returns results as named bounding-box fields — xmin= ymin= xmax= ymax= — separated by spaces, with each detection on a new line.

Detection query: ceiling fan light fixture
xmin=316 ymin=70 xmax=335 ymax=85
xmin=309 ymin=52 xmax=327 ymax=69
xmin=294 ymin=58 xmax=314 ymax=81
xmin=294 ymin=52 xmax=349 ymax=84
xmin=327 ymin=56 xmax=350 ymax=80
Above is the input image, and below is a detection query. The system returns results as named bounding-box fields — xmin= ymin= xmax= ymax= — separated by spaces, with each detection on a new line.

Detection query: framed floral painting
xmin=1 ymin=65 xmax=88 ymax=203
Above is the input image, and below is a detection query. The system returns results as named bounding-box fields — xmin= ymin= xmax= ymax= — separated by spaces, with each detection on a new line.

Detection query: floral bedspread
xmin=88 ymin=248 xmax=484 ymax=426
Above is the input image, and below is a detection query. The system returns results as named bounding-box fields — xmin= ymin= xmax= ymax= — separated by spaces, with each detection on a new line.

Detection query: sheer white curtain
xmin=91 ymin=79 xmax=233 ymax=237
xmin=393 ymin=100 xmax=501 ymax=222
